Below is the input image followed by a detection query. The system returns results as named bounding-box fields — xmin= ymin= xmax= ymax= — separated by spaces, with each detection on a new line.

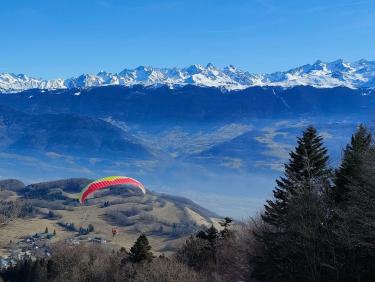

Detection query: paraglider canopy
xmin=79 ymin=176 xmax=146 ymax=204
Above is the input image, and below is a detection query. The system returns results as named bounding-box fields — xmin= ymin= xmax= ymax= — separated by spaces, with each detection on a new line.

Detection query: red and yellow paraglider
xmin=78 ymin=176 xmax=146 ymax=204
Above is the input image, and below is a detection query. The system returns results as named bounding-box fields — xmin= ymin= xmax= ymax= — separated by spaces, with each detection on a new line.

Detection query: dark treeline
xmin=2 ymin=125 xmax=375 ymax=281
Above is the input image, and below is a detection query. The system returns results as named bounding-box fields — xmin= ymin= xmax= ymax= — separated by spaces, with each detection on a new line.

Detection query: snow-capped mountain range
xmin=1 ymin=59 xmax=375 ymax=93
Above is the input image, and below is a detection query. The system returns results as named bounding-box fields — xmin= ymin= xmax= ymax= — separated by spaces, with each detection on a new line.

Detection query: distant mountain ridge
xmin=0 ymin=104 xmax=156 ymax=160
xmin=1 ymin=59 xmax=375 ymax=93
xmin=0 ymin=86 xmax=374 ymax=122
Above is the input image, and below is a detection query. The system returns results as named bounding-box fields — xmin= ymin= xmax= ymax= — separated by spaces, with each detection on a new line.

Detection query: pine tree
xmin=333 ymin=125 xmax=375 ymax=281
xmin=47 ymin=211 xmax=54 ymax=219
xmin=206 ymin=225 xmax=219 ymax=243
xmin=44 ymin=227 xmax=49 ymax=234
xmin=253 ymin=126 xmax=334 ymax=282
xmin=129 ymin=233 xmax=153 ymax=263
xmin=339 ymin=166 xmax=375 ymax=282
xmin=196 ymin=225 xmax=219 ymax=248
xmin=334 ymin=124 xmax=372 ymax=204
xmin=219 ymin=217 xmax=233 ymax=238
xmin=264 ymin=126 xmax=330 ymax=225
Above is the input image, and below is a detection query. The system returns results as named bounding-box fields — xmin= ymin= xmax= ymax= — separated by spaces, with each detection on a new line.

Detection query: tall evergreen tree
xmin=262 ymin=126 xmax=330 ymax=227
xmin=333 ymin=125 xmax=375 ymax=282
xmin=337 ymin=165 xmax=375 ymax=282
xmin=129 ymin=233 xmax=153 ymax=263
xmin=253 ymin=126 xmax=334 ymax=282
xmin=333 ymin=124 xmax=372 ymax=204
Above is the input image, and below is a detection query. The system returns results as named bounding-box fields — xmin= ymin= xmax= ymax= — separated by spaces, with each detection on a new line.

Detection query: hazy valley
xmin=0 ymin=84 xmax=373 ymax=217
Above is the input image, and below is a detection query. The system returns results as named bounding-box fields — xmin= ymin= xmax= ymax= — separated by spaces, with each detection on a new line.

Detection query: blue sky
xmin=1 ymin=0 xmax=374 ymax=79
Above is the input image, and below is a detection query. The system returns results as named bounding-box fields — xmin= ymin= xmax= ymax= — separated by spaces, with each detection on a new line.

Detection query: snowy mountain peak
xmin=206 ymin=63 xmax=216 ymax=69
xmin=1 ymin=59 xmax=375 ymax=93
xmin=224 ymin=65 xmax=237 ymax=72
